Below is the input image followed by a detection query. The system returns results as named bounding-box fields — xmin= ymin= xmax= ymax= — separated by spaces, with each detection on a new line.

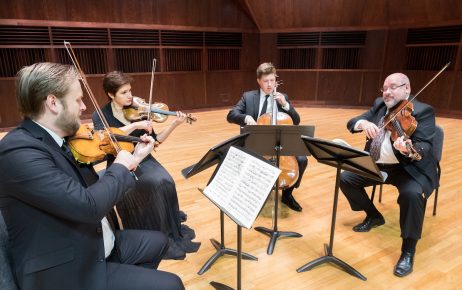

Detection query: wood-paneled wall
xmin=1 ymin=0 xmax=462 ymax=129
xmin=0 ymin=0 xmax=256 ymax=31
xmin=243 ymin=0 xmax=462 ymax=32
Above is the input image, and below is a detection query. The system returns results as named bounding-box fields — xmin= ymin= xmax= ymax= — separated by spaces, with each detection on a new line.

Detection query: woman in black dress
xmin=92 ymin=71 xmax=200 ymax=260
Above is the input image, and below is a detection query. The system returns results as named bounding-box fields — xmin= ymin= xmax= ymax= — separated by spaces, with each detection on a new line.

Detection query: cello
xmin=257 ymin=82 xmax=299 ymax=189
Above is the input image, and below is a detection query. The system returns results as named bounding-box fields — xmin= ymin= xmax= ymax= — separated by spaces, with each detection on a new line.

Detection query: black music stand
xmin=241 ymin=125 xmax=315 ymax=254
xmin=182 ymin=133 xmax=258 ymax=275
xmin=202 ymin=146 xmax=280 ymax=290
xmin=209 ymin=223 xmax=244 ymax=290
xmin=296 ymin=136 xmax=386 ymax=281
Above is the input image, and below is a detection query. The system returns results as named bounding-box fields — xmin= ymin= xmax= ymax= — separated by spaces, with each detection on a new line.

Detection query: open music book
xmin=202 ymin=146 xmax=281 ymax=229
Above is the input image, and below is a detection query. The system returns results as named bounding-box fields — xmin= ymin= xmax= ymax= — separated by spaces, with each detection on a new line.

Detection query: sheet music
xmin=203 ymin=146 xmax=281 ymax=229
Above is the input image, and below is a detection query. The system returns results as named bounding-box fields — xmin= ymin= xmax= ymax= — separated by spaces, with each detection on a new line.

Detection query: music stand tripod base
xmin=197 ymin=237 xmax=258 ymax=275
xmin=210 ymin=281 xmax=234 ymax=290
xmin=255 ymin=180 xmax=302 ymax=255
xmin=197 ymin=209 xmax=257 ymax=275
xmin=296 ymin=243 xmax=367 ymax=281
xmin=254 ymin=226 xmax=302 ymax=255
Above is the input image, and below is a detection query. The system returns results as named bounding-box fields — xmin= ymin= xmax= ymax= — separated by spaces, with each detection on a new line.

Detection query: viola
xmin=123 ymin=97 xmax=197 ymax=124
xmin=383 ymin=100 xmax=421 ymax=161
xmin=379 ymin=62 xmax=451 ymax=161
xmin=68 ymin=124 xmax=143 ymax=164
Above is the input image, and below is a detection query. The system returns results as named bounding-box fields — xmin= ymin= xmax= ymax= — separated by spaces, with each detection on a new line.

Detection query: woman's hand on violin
xmin=273 ymin=92 xmax=288 ymax=107
xmin=393 ymin=136 xmax=411 ymax=154
xmin=135 ymin=120 xmax=153 ymax=134
xmin=173 ymin=111 xmax=187 ymax=125
xmin=360 ymin=120 xmax=381 ymax=139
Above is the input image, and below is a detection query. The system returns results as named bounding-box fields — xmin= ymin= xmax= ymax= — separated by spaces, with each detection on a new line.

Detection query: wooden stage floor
xmin=2 ymin=107 xmax=461 ymax=289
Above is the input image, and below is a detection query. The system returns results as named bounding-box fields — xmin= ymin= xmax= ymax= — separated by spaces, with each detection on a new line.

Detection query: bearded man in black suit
xmin=0 ymin=63 xmax=184 ymax=290
xmin=340 ymin=72 xmax=438 ymax=277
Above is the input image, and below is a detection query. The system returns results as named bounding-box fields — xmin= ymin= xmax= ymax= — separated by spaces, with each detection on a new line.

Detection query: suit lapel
xmin=252 ymin=90 xmax=260 ymax=120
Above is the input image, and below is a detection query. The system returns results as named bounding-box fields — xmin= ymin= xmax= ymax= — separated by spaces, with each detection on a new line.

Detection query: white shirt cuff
xmin=245 ymin=115 xmax=254 ymax=125
xmin=354 ymin=119 xmax=366 ymax=131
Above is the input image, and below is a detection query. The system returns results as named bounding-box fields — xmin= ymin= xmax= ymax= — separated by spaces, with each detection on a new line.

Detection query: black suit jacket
xmin=347 ymin=97 xmax=438 ymax=196
xmin=227 ymin=90 xmax=301 ymax=126
xmin=0 ymin=119 xmax=135 ymax=290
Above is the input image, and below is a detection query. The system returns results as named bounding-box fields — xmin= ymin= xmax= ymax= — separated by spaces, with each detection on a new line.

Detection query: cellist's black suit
xmin=226 ymin=89 xmax=307 ymax=197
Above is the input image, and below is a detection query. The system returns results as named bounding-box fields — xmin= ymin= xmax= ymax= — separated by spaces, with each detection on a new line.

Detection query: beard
xmin=56 ymin=106 xmax=80 ymax=136
xmin=383 ymin=97 xmax=400 ymax=109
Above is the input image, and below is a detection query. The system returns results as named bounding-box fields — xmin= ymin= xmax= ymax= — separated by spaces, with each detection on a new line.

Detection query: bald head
xmin=382 ymin=73 xmax=411 ymax=108
xmin=385 ymin=73 xmax=410 ymax=87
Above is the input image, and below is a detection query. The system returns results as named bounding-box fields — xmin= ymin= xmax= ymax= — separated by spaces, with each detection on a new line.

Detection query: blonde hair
xmin=16 ymin=62 xmax=78 ymax=118
xmin=256 ymin=62 xmax=277 ymax=79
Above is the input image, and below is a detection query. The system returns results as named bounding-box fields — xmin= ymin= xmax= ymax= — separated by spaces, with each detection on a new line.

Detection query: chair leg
xmin=371 ymin=185 xmax=376 ymax=202
xmin=433 ymin=187 xmax=439 ymax=216
xmin=378 ymin=184 xmax=383 ymax=203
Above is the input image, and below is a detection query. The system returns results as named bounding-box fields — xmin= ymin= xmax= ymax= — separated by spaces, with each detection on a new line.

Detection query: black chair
xmin=371 ymin=124 xmax=444 ymax=216
xmin=0 ymin=210 xmax=19 ymax=290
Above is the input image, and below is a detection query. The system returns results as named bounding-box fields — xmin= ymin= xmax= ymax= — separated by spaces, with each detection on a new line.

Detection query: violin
xmin=383 ymin=100 xmax=421 ymax=161
xmin=68 ymin=124 xmax=143 ymax=164
xmin=256 ymin=82 xmax=299 ymax=189
xmin=123 ymin=97 xmax=197 ymax=124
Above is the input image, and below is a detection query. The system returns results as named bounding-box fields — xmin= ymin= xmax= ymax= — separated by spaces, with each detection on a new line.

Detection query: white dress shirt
xmin=354 ymin=120 xmax=399 ymax=164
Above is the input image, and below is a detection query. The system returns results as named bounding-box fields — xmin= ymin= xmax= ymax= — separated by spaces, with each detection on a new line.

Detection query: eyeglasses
xmin=380 ymin=83 xmax=406 ymax=93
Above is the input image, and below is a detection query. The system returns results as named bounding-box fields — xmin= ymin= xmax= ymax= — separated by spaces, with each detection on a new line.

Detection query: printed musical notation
xmin=203 ymin=146 xmax=281 ymax=229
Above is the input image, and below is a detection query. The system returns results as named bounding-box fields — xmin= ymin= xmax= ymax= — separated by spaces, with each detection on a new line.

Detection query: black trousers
xmin=294 ymin=156 xmax=308 ymax=189
xmin=339 ymin=165 xmax=427 ymax=240
xmin=107 ymin=230 xmax=184 ymax=290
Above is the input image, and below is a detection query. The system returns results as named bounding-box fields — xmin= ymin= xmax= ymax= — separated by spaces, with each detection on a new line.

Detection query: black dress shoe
xmin=352 ymin=216 xmax=385 ymax=232
xmin=281 ymin=194 xmax=302 ymax=212
xmin=394 ymin=251 xmax=414 ymax=277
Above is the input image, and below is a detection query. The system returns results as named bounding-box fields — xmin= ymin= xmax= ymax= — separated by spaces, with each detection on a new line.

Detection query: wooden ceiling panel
xmin=156 ymin=0 xmax=256 ymax=30
xmin=0 ymin=0 xmax=257 ymax=31
xmin=242 ymin=0 xmax=462 ymax=32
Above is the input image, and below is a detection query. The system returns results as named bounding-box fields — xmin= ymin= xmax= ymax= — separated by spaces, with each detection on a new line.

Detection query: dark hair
xmin=256 ymin=62 xmax=277 ymax=79
xmin=16 ymin=62 xmax=78 ymax=118
xmin=102 ymin=71 xmax=134 ymax=100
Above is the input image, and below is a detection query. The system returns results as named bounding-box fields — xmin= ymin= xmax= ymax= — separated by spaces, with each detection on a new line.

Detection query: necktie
xmin=259 ymin=95 xmax=270 ymax=117
xmin=370 ymin=116 xmax=386 ymax=161
xmin=61 ymin=141 xmax=75 ymax=161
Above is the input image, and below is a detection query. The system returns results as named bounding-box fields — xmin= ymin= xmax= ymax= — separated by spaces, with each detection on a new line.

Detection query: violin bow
xmin=64 ymin=41 xmax=128 ymax=229
xmin=380 ymin=61 xmax=451 ymax=130
xmin=63 ymin=41 xmax=122 ymax=155
xmin=147 ymin=58 xmax=157 ymax=124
